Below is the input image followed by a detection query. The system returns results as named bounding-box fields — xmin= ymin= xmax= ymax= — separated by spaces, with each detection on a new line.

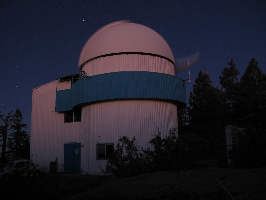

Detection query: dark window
xmin=64 ymin=111 xmax=73 ymax=123
xmin=96 ymin=143 xmax=114 ymax=160
xmin=74 ymin=107 xmax=81 ymax=122
xmin=64 ymin=107 xmax=82 ymax=123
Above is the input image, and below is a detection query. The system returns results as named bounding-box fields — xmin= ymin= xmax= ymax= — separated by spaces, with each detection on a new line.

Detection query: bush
xmin=229 ymin=128 xmax=266 ymax=168
xmin=147 ymin=129 xmax=195 ymax=171
xmin=104 ymin=130 xmax=196 ymax=177
xmin=105 ymin=136 xmax=153 ymax=177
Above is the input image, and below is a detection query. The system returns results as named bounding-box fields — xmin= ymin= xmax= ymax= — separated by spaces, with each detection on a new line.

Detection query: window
xmin=64 ymin=111 xmax=73 ymax=123
xmin=96 ymin=143 xmax=114 ymax=160
xmin=74 ymin=107 xmax=81 ymax=122
xmin=64 ymin=107 xmax=82 ymax=123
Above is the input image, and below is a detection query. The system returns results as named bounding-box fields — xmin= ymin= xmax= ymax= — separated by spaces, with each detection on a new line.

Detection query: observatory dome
xmin=78 ymin=21 xmax=175 ymax=69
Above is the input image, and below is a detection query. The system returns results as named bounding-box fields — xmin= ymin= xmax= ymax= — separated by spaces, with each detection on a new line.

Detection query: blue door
xmin=64 ymin=143 xmax=81 ymax=172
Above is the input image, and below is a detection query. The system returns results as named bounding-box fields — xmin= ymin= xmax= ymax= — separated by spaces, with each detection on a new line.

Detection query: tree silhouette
xmin=239 ymin=58 xmax=266 ymax=129
xmin=188 ymin=71 xmax=225 ymax=137
xmin=219 ymin=59 xmax=241 ymax=125
xmin=7 ymin=109 xmax=30 ymax=159
xmin=220 ymin=58 xmax=266 ymax=168
xmin=0 ymin=110 xmax=13 ymax=166
xmin=188 ymin=71 xmax=226 ymax=160
xmin=177 ymin=107 xmax=189 ymax=137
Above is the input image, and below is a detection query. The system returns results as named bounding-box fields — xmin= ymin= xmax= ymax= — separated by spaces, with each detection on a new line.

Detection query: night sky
xmin=0 ymin=0 xmax=265 ymax=133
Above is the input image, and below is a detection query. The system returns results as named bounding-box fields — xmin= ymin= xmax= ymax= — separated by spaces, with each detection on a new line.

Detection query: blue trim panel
xmin=55 ymin=71 xmax=186 ymax=112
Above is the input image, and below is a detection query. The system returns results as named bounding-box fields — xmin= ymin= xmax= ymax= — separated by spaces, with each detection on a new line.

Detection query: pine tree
xmin=7 ymin=109 xmax=30 ymax=159
xmin=188 ymin=71 xmax=224 ymax=136
xmin=188 ymin=71 xmax=226 ymax=160
xmin=0 ymin=110 xmax=13 ymax=166
xmin=219 ymin=59 xmax=241 ymax=125
xmin=229 ymin=59 xmax=266 ymax=168
xmin=239 ymin=58 xmax=266 ymax=129
xmin=177 ymin=107 xmax=189 ymax=136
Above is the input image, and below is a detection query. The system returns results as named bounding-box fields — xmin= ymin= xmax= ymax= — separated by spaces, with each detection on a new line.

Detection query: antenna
xmin=188 ymin=59 xmax=191 ymax=83
xmin=175 ymin=52 xmax=199 ymax=84
xmin=182 ymin=59 xmax=191 ymax=86
xmin=189 ymin=69 xmax=191 ymax=83
xmin=174 ymin=51 xmax=199 ymax=74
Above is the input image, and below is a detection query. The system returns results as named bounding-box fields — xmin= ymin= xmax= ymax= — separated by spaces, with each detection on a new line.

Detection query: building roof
xmin=78 ymin=21 xmax=175 ymax=69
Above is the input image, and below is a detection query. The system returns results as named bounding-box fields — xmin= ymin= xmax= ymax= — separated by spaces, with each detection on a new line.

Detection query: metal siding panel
xmin=55 ymin=89 xmax=72 ymax=112
xmin=31 ymin=81 xmax=58 ymax=171
xmin=57 ymin=81 xmax=71 ymax=91
xmin=82 ymin=54 xmax=175 ymax=76
xmin=56 ymin=71 xmax=186 ymax=112
xmin=82 ymin=100 xmax=177 ymax=174
xmin=31 ymin=81 xmax=83 ymax=173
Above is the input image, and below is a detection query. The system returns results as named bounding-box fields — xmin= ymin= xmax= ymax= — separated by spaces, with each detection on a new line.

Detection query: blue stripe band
xmin=55 ymin=71 xmax=186 ymax=112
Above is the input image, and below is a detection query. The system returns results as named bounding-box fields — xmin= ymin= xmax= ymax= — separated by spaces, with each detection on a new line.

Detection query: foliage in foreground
xmin=146 ymin=130 xmax=195 ymax=171
xmin=105 ymin=130 xmax=195 ymax=177
xmin=104 ymin=136 xmax=152 ymax=178
xmin=229 ymin=128 xmax=266 ymax=168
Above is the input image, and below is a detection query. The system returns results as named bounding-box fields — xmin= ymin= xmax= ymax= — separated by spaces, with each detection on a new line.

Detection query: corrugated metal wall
xmin=31 ymin=81 xmax=83 ymax=172
xmin=57 ymin=80 xmax=71 ymax=91
xmin=31 ymin=54 xmax=181 ymax=174
xmin=82 ymin=54 xmax=175 ymax=76
xmin=82 ymin=100 xmax=177 ymax=174
xmin=80 ymin=54 xmax=179 ymax=174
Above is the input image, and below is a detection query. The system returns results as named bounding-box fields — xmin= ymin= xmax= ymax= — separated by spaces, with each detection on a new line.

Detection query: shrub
xmin=229 ymin=128 xmax=266 ymax=168
xmin=147 ymin=129 xmax=195 ymax=171
xmin=105 ymin=136 xmax=152 ymax=177
xmin=104 ymin=130 xmax=196 ymax=177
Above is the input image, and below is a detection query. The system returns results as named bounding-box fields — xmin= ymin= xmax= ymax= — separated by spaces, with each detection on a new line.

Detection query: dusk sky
xmin=0 ymin=0 xmax=265 ymax=133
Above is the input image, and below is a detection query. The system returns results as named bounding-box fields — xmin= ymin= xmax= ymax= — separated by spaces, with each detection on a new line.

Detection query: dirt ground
xmin=1 ymin=167 xmax=266 ymax=200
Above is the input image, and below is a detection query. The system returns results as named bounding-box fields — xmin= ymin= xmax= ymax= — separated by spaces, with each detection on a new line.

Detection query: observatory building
xmin=30 ymin=21 xmax=189 ymax=174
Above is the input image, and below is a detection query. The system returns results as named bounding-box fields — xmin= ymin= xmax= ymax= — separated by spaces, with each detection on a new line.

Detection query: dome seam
xmin=79 ymin=52 xmax=175 ymax=70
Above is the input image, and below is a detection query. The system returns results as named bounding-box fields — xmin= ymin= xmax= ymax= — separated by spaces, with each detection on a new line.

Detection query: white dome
xmin=78 ymin=21 xmax=175 ymax=69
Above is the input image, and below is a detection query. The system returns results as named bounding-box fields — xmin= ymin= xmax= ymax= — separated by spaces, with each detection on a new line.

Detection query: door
xmin=64 ymin=142 xmax=81 ymax=172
